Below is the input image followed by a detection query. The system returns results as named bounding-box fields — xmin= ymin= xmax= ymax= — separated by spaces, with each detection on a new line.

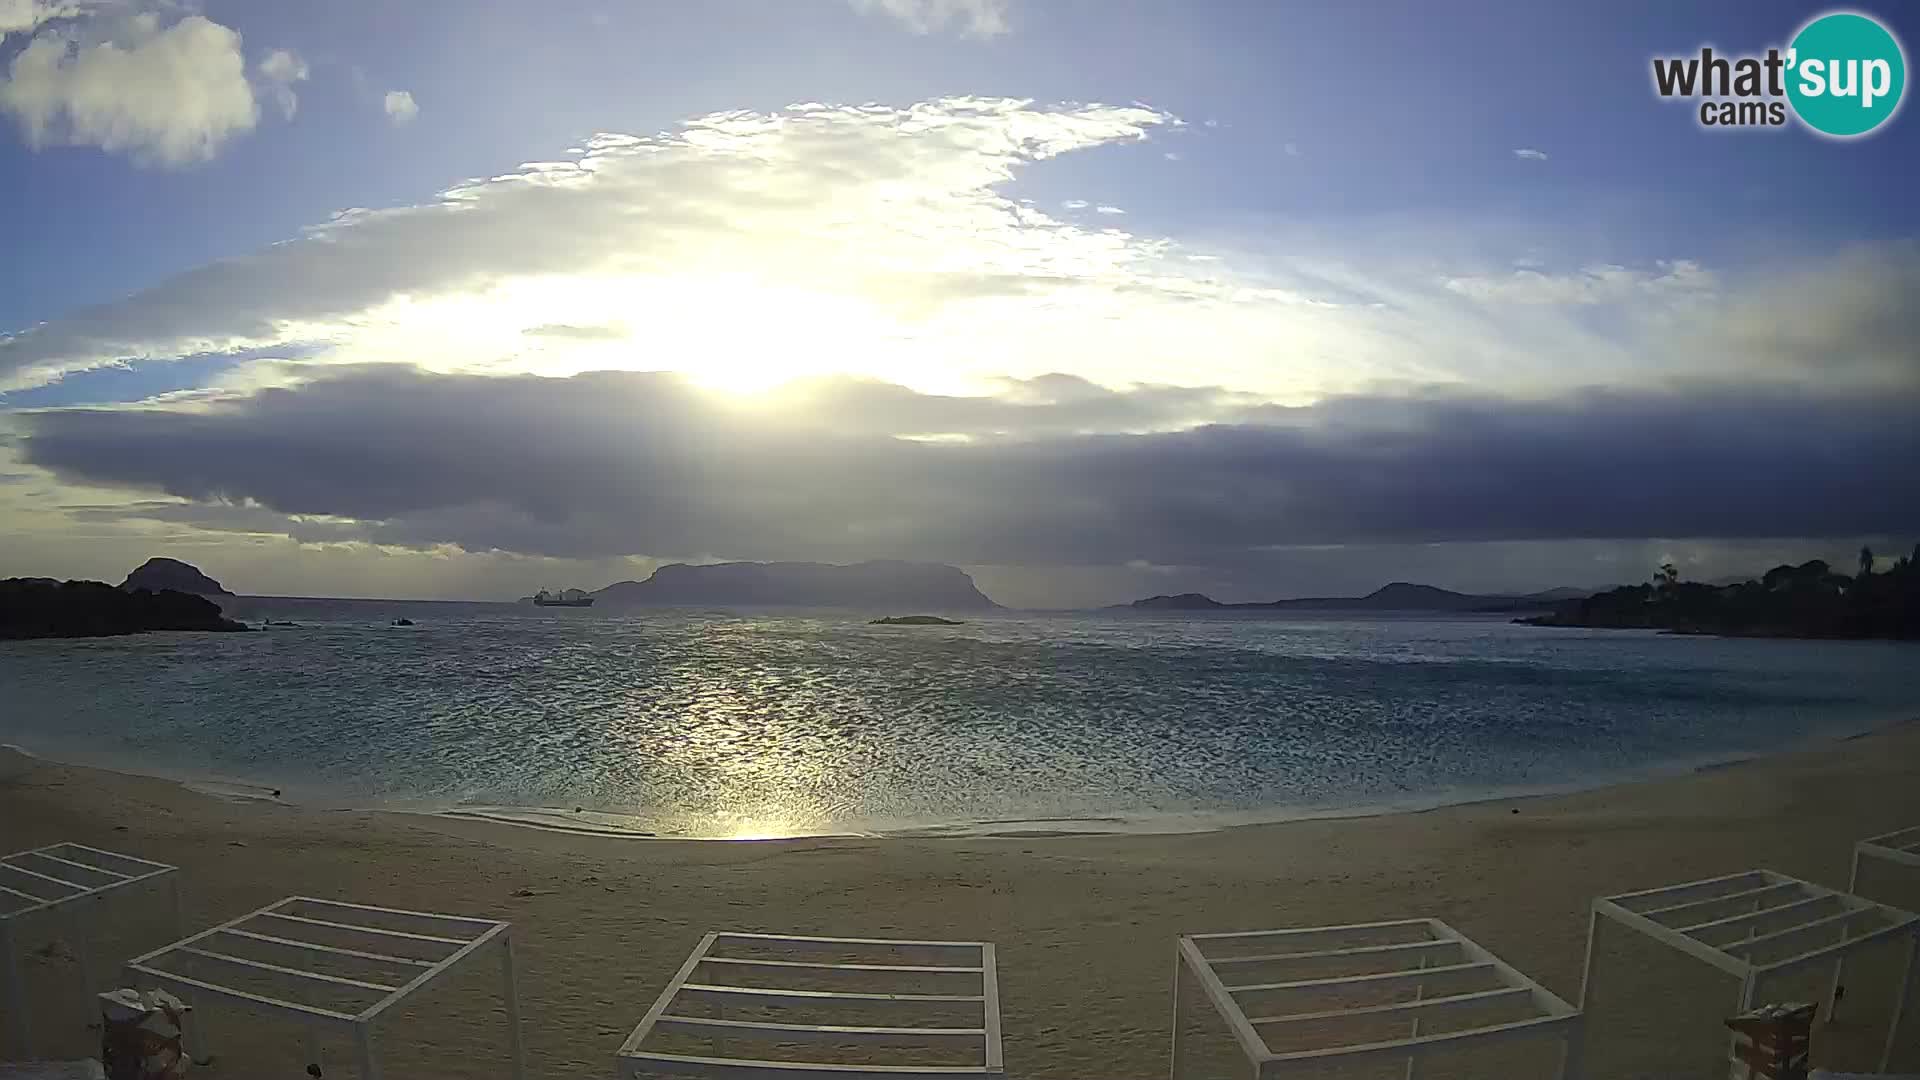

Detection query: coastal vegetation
xmin=1520 ymin=545 xmax=1920 ymax=639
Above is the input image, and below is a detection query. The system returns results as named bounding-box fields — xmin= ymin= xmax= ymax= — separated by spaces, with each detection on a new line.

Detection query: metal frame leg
xmin=502 ymin=935 xmax=527 ymax=1080
xmin=1732 ymin=971 xmax=1762 ymax=1075
xmin=1167 ymin=946 xmax=1184 ymax=1080
xmin=1576 ymin=907 xmax=1599 ymax=1010
xmin=1829 ymin=846 xmax=1862 ymax=1023
xmin=356 ymin=1023 xmax=380 ymax=1080
xmin=166 ymin=876 xmax=184 ymax=940
xmin=1880 ymin=933 xmax=1919 ymax=1072
xmin=2 ymin=919 xmax=28 ymax=1057
xmin=187 ymin=985 xmax=214 ymax=1065
xmin=1403 ymin=953 xmax=1428 ymax=1080
xmin=1558 ymin=1014 xmax=1585 ymax=1080
xmin=68 ymin=897 xmax=94 ymax=1030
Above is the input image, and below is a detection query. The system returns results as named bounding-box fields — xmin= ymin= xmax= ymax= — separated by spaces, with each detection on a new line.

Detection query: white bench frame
xmin=618 ymin=931 xmax=1004 ymax=1079
xmin=1171 ymin=917 xmax=1583 ymax=1079
xmin=0 ymin=841 xmax=181 ymax=1055
xmin=124 ymin=896 xmax=525 ymax=1080
xmin=1583 ymin=868 xmax=1920 ymax=1072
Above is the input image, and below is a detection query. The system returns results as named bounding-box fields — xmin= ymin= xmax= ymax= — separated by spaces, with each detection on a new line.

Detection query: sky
xmin=0 ymin=0 xmax=1916 ymax=607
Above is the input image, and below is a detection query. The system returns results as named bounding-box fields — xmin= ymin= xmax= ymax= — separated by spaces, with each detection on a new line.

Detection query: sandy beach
xmin=4 ymin=724 xmax=1919 ymax=1078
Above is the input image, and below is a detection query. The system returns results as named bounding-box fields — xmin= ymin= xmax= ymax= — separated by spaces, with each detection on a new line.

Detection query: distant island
xmin=2 ymin=575 xmax=251 ymax=640
xmin=122 ymin=556 xmax=233 ymax=596
xmin=1519 ymin=548 xmax=1920 ymax=640
xmin=870 ymin=615 xmax=965 ymax=625
xmin=592 ymin=560 xmax=998 ymax=611
xmin=1118 ymin=582 xmax=1590 ymax=613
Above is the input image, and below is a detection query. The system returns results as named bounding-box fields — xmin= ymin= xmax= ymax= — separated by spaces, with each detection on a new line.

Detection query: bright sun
xmin=487 ymin=274 xmax=906 ymax=393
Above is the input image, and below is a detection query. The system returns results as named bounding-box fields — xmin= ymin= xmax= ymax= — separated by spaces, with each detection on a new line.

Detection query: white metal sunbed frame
xmin=1830 ymin=825 xmax=1920 ymax=1025
xmin=1850 ymin=825 xmax=1920 ymax=886
xmin=0 ymin=842 xmax=181 ymax=1055
xmin=1583 ymin=868 xmax=1920 ymax=1072
xmin=617 ymin=931 xmax=1004 ymax=1079
xmin=124 ymin=895 xmax=525 ymax=1080
xmin=1171 ymin=918 xmax=1583 ymax=1079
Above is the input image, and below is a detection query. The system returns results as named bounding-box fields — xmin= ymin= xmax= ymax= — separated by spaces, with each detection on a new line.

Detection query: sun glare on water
xmin=720 ymin=815 xmax=809 ymax=840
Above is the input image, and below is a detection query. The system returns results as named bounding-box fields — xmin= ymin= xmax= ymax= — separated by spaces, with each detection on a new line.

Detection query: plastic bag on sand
xmin=98 ymin=989 xmax=190 ymax=1080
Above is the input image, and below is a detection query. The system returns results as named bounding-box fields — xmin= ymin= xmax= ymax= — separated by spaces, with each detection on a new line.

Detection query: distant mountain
xmin=122 ymin=557 xmax=232 ymax=596
xmin=1129 ymin=592 xmax=1226 ymax=610
xmin=1118 ymin=582 xmax=1593 ymax=613
xmin=1525 ymin=586 xmax=1599 ymax=602
xmin=594 ymin=560 xmax=999 ymax=611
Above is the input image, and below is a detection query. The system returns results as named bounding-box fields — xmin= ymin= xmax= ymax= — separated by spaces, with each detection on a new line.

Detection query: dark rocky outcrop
xmin=121 ymin=557 xmax=232 ymax=596
xmin=870 ymin=615 xmax=965 ymax=625
xmin=1 ymin=578 xmax=251 ymax=640
xmin=594 ymin=561 xmax=998 ymax=611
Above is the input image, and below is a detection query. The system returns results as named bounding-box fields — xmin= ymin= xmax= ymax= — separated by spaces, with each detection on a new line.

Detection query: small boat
xmin=532 ymin=588 xmax=595 ymax=608
xmin=392 ymin=618 xmax=415 ymax=626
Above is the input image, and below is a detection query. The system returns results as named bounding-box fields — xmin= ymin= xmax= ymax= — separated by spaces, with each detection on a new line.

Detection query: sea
xmin=3 ymin=598 xmax=1917 ymax=839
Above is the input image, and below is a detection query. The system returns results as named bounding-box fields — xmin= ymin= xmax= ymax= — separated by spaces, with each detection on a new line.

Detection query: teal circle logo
xmin=1787 ymin=11 xmax=1906 ymax=137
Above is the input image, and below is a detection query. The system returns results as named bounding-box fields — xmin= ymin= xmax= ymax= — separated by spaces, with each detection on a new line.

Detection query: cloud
xmin=382 ymin=88 xmax=417 ymax=125
xmin=2 ymin=91 xmax=1912 ymax=414
xmin=0 ymin=97 xmax=1176 ymax=392
xmin=0 ymin=0 xmax=78 ymax=36
xmin=1513 ymin=148 xmax=1549 ymax=161
xmin=1283 ymin=141 xmax=1299 ymax=156
xmin=1095 ymin=204 xmax=1125 ymax=215
xmin=1443 ymin=260 xmax=1715 ymax=305
xmin=256 ymin=48 xmax=307 ymax=120
xmin=849 ymin=0 xmax=1009 ymax=37
xmin=0 ymin=10 xmax=258 ymax=166
xmin=521 ymin=323 xmax=627 ymax=341
xmin=17 ymin=366 xmax=1916 ymax=573
xmin=1685 ymin=243 xmax=1920 ymax=382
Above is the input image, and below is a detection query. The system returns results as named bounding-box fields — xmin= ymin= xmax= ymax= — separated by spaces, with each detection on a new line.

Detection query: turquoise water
xmin=2 ymin=601 xmax=1916 ymax=837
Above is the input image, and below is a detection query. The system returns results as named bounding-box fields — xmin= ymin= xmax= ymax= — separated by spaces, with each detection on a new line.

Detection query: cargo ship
xmin=532 ymin=588 xmax=595 ymax=607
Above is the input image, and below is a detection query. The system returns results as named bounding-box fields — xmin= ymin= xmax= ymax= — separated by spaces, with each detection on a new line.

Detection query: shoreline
xmin=5 ymin=722 xmax=1920 ymax=1076
xmin=7 ymin=708 xmax=1916 ymax=842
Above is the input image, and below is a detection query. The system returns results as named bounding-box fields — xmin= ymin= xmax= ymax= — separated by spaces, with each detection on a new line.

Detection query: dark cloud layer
xmin=20 ymin=366 xmax=1920 ymax=568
